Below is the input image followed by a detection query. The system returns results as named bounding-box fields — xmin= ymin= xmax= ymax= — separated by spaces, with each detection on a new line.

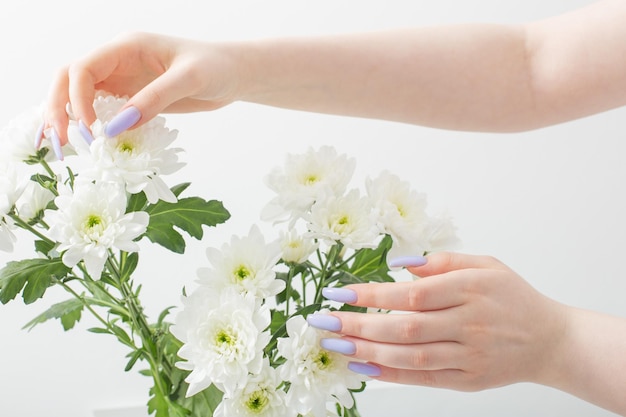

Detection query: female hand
xmin=43 ymin=32 xmax=241 ymax=145
xmin=308 ymin=252 xmax=568 ymax=391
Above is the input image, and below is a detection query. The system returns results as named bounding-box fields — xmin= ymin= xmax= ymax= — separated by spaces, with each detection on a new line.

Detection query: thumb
xmin=408 ymin=252 xmax=510 ymax=278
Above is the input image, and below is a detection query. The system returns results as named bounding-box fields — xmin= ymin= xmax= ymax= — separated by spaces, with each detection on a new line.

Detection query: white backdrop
xmin=0 ymin=0 xmax=623 ymax=416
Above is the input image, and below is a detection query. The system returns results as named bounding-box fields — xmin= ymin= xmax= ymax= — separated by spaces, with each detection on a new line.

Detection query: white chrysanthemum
xmin=261 ymin=146 xmax=355 ymax=223
xmin=422 ymin=213 xmax=461 ymax=253
xmin=68 ymin=95 xmax=185 ymax=204
xmin=0 ymin=162 xmax=26 ymax=252
xmin=214 ymin=358 xmax=290 ymax=417
xmin=279 ymin=228 xmax=318 ymax=264
xmin=16 ymin=181 xmax=55 ymax=223
xmin=45 ymin=180 xmax=149 ymax=279
xmin=277 ymin=315 xmax=365 ymax=417
xmin=0 ymin=104 xmax=52 ymax=164
xmin=172 ymin=287 xmax=271 ymax=397
xmin=366 ymin=171 xmax=429 ymax=241
xmin=197 ymin=225 xmax=284 ymax=300
xmin=306 ymin=190 xmax=380 ymax=250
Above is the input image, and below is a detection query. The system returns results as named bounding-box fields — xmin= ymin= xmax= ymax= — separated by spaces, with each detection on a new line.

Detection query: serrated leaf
xmin=22 ymin=298 xmax=85 ymax=331
xmin=145 ymin=198 xmax=230 ymax=253
xmin=0 ymin=258 xmax=70 ymax=304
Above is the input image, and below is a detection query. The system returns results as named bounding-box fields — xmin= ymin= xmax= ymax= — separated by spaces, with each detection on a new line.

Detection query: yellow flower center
xmin=234 ymin=265 xmax=251 ymax=280
xmin=245 ymin=390 xmax=269 ymax=413
xmin=315 ymin=350 xmax=332 ymax=370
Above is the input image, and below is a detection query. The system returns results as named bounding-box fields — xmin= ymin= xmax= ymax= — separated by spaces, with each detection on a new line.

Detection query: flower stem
xmin=9 ymin=214 xmax=54 ymax=244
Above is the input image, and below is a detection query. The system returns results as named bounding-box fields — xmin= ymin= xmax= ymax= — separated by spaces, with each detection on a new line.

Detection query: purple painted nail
xmin=307 ymin=314 xmax=342 ymax=332
xmin=79 ymin=120 xmax=95 ymax=145
xmin=388 ymin=255 xmax=428 ymax=268
xmin=322 ymin=287 xmax=357 ymax=304
xmin=104 ymin=106 xmax=141 ymax=137
xmin=50 ymin=128 xmax=64 ymax=161
xmin=34 ymin=122 xmax=45 ymax=149
xmin=321 ymin=338 xmax=356 ymax=355
xmin=348 ymin=362 xmax=381 ymax=377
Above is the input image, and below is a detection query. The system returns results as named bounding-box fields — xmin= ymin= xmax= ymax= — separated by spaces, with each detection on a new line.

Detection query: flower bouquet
xmin=0 ymin=95 xmax=459 ymax=417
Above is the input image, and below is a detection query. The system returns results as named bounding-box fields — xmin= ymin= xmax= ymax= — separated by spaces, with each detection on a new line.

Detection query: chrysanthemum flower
xmin=306 ymin=190 xmax=380 ymax=250
xmin=16 ymin=181 xmax=55 ymax=223
xmin=172 ymin=287 xmax=272 ymax=397
xmin=261 ymin=146 xmax=355 ymax=223
xmin=0 ymin=104 xmax=54 ymax=164
xmin=214 ymin=358 xmax=290 ymax=417
xmin=197 ymin=225 xmax=284 ymax=300
xmin=0 ymin=163 xmax=23 ymax=252
xmin=45 ymin=180 xmax=149 ymax=279
xmin=366 ymin=171 xmax=461 ymax=259
xmin=278 ymin=228 xmax=318 ymax=264
xmin=277 ymin=315 xmax=365 ymax=417
xmin=68 ymin=95 xmax=184 ymax=204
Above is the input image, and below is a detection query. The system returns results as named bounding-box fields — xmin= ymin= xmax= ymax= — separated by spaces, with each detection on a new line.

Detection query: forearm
xmin=230 ymin=1 xmax=626 ymax=132
xmin=538 ymin=305 xmax=626 ymax=415
xmin=234 ymin=25 xmax=537 ymax=132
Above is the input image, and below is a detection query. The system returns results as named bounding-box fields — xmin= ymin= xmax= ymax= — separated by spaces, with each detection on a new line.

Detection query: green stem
xmin=9 ymin=214 xmax=54 ymax=244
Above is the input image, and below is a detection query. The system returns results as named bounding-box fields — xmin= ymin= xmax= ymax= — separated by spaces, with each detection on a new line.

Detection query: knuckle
xmin=397 ymin=315 xmax=423 ymax=342
xmin=407 ymin=284 xmax=427 ymax=311
xmin=409 ymin=349 xmax=430 ymax=369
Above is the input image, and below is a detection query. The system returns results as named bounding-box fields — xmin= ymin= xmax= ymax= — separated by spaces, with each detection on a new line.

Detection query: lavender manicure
xmin=388 ymin=255 xmax=428 ymax=269
xmin=322 ymin=287 xmax=357 ymax=304
xmin=307 ymin=314 xmax=342 ymax=332
xmin=50 ymin=128 xmax=64 ymax=161
xmin=79 ymin=120 xmax=95 ymax=145
xmin=34 ymin=121 xmax=45 ymax=149
xmin=348 ymin=362 xmax=381 ymax=377
xmin=104 ymin=106 xmax=141 ymax=138
xmin=321 ymin=338 xmax=356 ymax=355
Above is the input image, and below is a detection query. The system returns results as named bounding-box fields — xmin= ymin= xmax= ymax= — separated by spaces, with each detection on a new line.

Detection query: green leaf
xmin=120 ymin=252 xmax=139 ymax=281
xmin=343 ymin=235 xmax=394 ymax=284
xmin=124 ymin=349 xmax=144 ymax=372
xmin=22 ymin=298 xmax=85 ymax=331
xmin=34 ymin=240 xmax=55 ymax=256
xmin=126 ymin=191 xmax=148 ymax=213
xmin=0 ymin=258 xmax=70 ymax=304
xmin=145 ymin=197 xmax=230 ymax=253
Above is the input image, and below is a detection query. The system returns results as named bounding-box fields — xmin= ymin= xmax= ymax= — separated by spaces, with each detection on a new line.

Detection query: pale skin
xmin=42 ymin=0 xmax=626 ymax=414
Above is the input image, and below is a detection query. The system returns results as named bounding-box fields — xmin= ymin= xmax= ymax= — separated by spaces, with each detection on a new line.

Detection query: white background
xmin=0 ymin=0 xmax=623 ymax=416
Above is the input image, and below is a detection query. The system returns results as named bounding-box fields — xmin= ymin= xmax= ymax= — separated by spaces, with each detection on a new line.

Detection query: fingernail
xmin=104 ymin=106 xmax=141 ymax=137
xmin=34 ymin=122 xmax=45 ymax=149
xmin=79 ymin=120 xmax=95 ymax=145
xmin=388 ymin=255 xmax=428 ymax=268
xmin=307 ymin=314 xmax=342 ymax=332
xmin=50 ymin=128 xmax=64 ymax=161
xmin=348 ymin=362 xmax=381 ymax=377
xmin=321 ymin=338 xmax=356 ymax=355
xmin=322 ymin=287 xmax=357 ymax=304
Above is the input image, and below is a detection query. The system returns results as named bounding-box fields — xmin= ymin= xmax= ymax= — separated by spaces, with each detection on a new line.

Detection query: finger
xmin=362 ymin=363 xmax=471 ymax=391
xmin=45 ymin=66 xmax=71 ymax=146
xmin=325 ymin=310 xmax=460 ymax=344
xmin=67 ymin=40 xmax=129 ymax=126
xmin=409 ymin=252 xmax=510 ymax=278
xmin=124 ymin=63 xmax=202 ymax=126
xmin=335 ymin=275 xmax=466 ymax=311
xmin=345 ymin=339 xmax=464 ymax=371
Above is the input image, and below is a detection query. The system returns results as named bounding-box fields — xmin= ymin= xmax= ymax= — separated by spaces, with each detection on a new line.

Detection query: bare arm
xmin=234 ymin=0 xmax=626 ymax=131
xmin=45 ymin=1 xmax=626 ymax=140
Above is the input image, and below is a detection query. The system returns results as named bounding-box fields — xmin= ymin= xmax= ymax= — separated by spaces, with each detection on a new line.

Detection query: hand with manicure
xmin=308 ymin=252 xmax=626 ymax=415
xmin=39 ymin=32 xmax=241 ymax=157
